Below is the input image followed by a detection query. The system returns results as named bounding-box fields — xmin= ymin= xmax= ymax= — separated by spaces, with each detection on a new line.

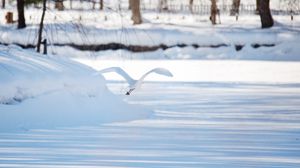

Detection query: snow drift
xmin=0 ymin=45 xmax=151 ymax=132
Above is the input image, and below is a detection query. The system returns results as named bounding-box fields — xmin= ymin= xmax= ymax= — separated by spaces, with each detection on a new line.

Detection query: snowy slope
xmin=0 ymin=45 xmax=151 ymax=132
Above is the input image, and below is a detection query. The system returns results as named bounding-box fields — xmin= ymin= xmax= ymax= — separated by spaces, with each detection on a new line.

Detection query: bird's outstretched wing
xmin=97 ymin=67 xmax=135 ymax=86
xmin=135 ymin=68 xmax=173 ymax=89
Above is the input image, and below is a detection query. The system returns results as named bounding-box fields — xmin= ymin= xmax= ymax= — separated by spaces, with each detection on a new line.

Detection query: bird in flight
xmin=97 ymin=67 xmax=173 ymax=95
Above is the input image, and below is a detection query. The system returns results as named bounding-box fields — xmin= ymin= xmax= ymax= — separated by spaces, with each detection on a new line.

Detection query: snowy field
xmin=1 ymin=1 xmax=300 ymax=167
xmin=1 ymin=48 xmax=300 ymax=167
xmin=75 ymin=59 xmax=300 ymax=84
xmin=0 ymin=81 xmax=300 ymax=168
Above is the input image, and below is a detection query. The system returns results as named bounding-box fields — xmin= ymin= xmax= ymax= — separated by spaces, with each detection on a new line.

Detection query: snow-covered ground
xmin=1 ymin=1 xmax=300 ymax=167
xmin=1 ymin=45 xmax=300 ymax=167
xmin=75 ymin=59 xmax=300 ymax=84
xmin=0 ymin=45 xmax=151 ymax=132
xmin=0 ymin=82 xmax=300 ymax=168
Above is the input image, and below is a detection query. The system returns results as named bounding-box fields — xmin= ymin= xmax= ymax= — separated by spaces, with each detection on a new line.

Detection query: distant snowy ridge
xmin=0 ymin=45 xmax=151 ymax=132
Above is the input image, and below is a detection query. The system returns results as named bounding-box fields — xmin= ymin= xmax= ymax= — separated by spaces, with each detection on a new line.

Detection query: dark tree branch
xmin=37 ymin=0 xmax=47 ymax=53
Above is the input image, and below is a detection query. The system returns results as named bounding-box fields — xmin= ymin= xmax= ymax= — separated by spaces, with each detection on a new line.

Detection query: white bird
xmin=97 ymin=67 xmax=173 ymax=95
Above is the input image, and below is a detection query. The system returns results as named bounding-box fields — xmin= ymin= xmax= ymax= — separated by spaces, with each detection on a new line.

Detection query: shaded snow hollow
xmin=0 ymin=45 xmax=151 ymax=132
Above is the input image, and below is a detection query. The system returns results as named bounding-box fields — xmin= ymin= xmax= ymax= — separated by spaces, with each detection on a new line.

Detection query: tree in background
xmin=55 ymin=0 xmax=64 ymax=10
xmin=37 ymin=0 xmax=47 ymax=54
xmin=129 ymin=0 xmax=142 ymax=24
xmin=210 ymin=0 xmax=217 ymax=25
xmin=255 ymin=0 xmax=260 ymax=14
xmin=285 ymin=0 xmax=299 ymax=20
xmin=258 ymin=0 xmax=274 ymax=28
xmin=230 ymin=0 xmax=240 ymax=16
xmin=100 ymin=0 xmax=103 ymax=10
xmin=159 ymin=0 xmax=168 ymax=12
xmin=2 ymin=0 xmax=5 ymax=8
xmin=69 ymin=0 xmax=72 ymax=9
xmin=25 ymin=0 xmax=43 ymax=7
xmin=17 ymin=0 xmax=26 ymax=29
xmin=128 ymin=0 xmax=131 ymax=10
xmin=189 ymin=0 xmax=194 ymax=14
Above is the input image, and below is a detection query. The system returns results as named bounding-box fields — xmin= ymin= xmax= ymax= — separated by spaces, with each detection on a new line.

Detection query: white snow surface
xmin=0 ymin=45 xmax=151 ymax=132
xmin=0 ymin=3 xmax=300 ymax=167
xmin=0 ymin=82 xmax=300 ymax=168
xmin=75 ymin=59 xmax=300 ymax=84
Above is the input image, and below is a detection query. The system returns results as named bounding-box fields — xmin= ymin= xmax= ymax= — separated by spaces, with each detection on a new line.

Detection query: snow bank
xmin=53 ymin=42 xmax=300 ymax=61
xmin=0 ymin=45 xmax=151 ymax=132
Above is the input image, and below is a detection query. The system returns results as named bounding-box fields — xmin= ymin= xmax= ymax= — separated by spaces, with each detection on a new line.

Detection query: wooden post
xmin=5 ymin=12 xmax=13 ymax=24
xmin=217 ymin=9 xmax=221 ymax=24
xmin=43 ymin=39 xmax=47 ymax=55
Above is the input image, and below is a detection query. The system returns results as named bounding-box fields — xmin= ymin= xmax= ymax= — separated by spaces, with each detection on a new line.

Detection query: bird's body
xmin=97 ymin=67 xmax=173 ymax=95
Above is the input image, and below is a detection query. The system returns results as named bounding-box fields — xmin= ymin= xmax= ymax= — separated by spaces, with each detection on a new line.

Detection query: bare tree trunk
xmin=210 ymin=0 xmax=217 ymax=25
xmin=130 ymin=0 xmax=142 ymax=24
xmin=2 ymin=0 xmax=5 ymax=8
xmin=230 ymin=0 xmax=240 ymax=16
xmin=37 ymin=0 xmax=47 ymax=54
xmin=70 ymin=0 xmax=72 ymax=9
xmin=189 ymin=0 xmax=194 ymax=13
xmin=259 ymin=0 xmax=273 ymax=28
xmin=17 ymin=0 xmax=26 ymax=29
xmin=255 ymin=0 xmax=260 ymax=14
xmin=100 ymin=0 xmax=103 ymax=10
xmin=159 ymin=0 xmax=168 ymax=12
